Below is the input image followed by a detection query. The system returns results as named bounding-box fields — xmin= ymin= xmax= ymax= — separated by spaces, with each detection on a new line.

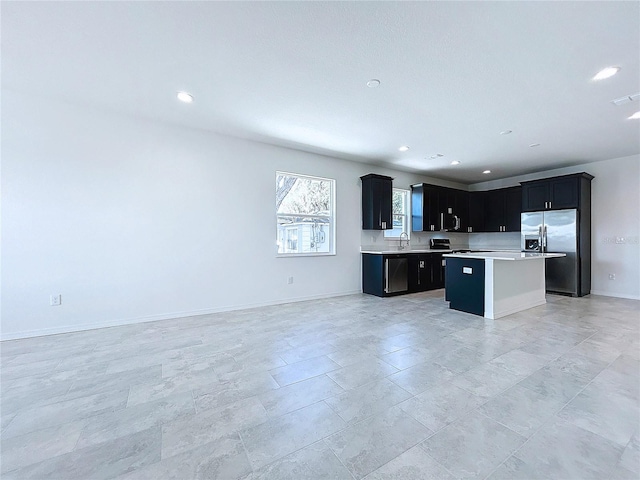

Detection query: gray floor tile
xmin=557 ymin=383 xmax=639 ymax=447
xmin=2 ymin=426 xmax=161 ymax=480
xmin=117 ymin=433 xmax=251 ymax=480
xmin=1 ymin=293 xmax=637 ymax=480
xmin=327 ymin=357 xmax=399 ymax=390
xmin=488 ymin=349 xmax=550 ymax=377
xmin=246 ymin=440 xmax=352 ymax=480
xmin=325 ymin=406 xmax=433 ymax=479
xmin=259 ymin=374 xmax=344 ymax=418
xmin=516 ymin=365 xmax=590 ymax=403
xmin=363 ymin=444 xmax=455 ymax=480
xmin=513 ymin=417 xmax=625 ymax=479
xmin=75 ymin=392 xmax=196 ymax=449
xmin=451 ymin=362 xmax=524 ymax=398
xmin=325 ymin=377 xmax=412 ymax=424
xmin=240 ymin=401 xmax=345 ymax=470
xmin=127 ymin=370 xmax=218 ymax=406
xmin=479 ymin=384 xmax=566 ymax=437
xmin=2 ymin=388 xmax=130 ymax=440
xmin=399 ymin=381 xmax=485 ymax=432
xmin=0 ymin=420 xmax=85 ymax=473
xmin=617 ymin=430 xmax=640 ymax=475
xmin=421 ymin=410 xmax=526 ymax=479
xmin=485 ymin=455 xmax=552 ymax=480
xmin=387 ymin=361 xmax=456 ymax=395
xmin=161 ymin=396 xmax=268 ymax=458
xmin=269 ymin=355 xmax=340 ymax=386
xmin=194 ymin=370 xmax=279 ymax=411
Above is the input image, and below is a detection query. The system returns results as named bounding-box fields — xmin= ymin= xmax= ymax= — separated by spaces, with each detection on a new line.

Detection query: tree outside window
xmin=384 ymin=188 xmax=410 ymax=239
xmin=276 ymin=172 xmax=335 ymax=255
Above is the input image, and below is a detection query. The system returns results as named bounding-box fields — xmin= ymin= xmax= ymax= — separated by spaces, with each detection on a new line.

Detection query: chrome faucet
xmin=399 ymin=232 xmax=409 ymax=250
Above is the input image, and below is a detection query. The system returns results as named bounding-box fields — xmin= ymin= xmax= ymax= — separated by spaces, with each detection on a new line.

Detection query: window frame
xmin=275 ymin=171 xmax=336 ymax=257
xmin=384 ymin=188 xmax=411 ymax=239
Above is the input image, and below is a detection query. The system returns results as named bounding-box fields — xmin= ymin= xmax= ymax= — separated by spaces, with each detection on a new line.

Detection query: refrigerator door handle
xmin=538 ymin=226 xmax=543 ymax=252
xmin=542 ymin=225 xmax=548 ymax=252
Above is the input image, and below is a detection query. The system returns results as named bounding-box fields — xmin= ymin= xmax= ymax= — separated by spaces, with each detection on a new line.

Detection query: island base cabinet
xmin=445 ymin=258 xmax=485 ymax=316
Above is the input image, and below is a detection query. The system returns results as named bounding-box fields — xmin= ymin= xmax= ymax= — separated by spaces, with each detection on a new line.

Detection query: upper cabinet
xmin=521 ymin=173 xmax=594 ymax=212
xmin=467 ymin=191 xmax=486 ymax=232
xmin=411 ymin=183 xmax=442 ymax=232
xmin=361 ymin=174 xmax=393 ymax=230
xmin=483 ymin=186 xmax=522 ymax=232
xmin=411 ymin=184 xmax=468 ymax=232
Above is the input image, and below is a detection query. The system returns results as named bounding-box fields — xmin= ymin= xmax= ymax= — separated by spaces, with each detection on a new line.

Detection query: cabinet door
xmin=411 ymin=185 xmax=425 ymax=231
xmin=522 ymin=182 xmax=549 ymax=212
xmin=361 ymin=175 xmax=393 ymax=229
xmin=549 ymin=177 xmax=579 ymax=209
xmin=454 ymin=190 xmax=469 ymax=231
xmin=504 ymin=186 xmax=522 ymax=231
xmin=379 ymin=177 xmax=393 ymax=228
xmin=468 ymin=191 xmax=486 ymax=232
xmin=484 ymin=189 xmax=505 ymax=232
xmin=431 ymin=253 xmax=445 ymax=288
xmin=408 ymin=255 xmax=431 ymax=292
xmin=427 ymin=186 xmax=443 ymax=231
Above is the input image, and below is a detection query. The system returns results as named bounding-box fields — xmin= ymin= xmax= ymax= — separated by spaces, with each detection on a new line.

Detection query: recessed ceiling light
xmin=177 ymin=91 xmax=194 ymax=103
xmin=628 ymin=111 xmax=640 ymax=120
xmin=593 ymin=66 xmax=620 ymax=81
xmin=500 ymin=130 xmax=512 ymax=135
xmin=451 ymin=160 xmax=460 ymax=165
xmin=482 ymin=170 xmax=491 ymax=174
xmin=398 ymin=145 xmax=410 ymax=152
xmin=529 ymin=143 xmax=541 ymax=148
xmin=367 ymin=79 xmax=381 ymax=88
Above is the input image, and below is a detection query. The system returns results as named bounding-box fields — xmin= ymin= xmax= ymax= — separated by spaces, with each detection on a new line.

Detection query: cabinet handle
xmin=381 ymin=221 xmax=386 ymax=229
xmin=549 ymin=201 xmax=552 ymax=209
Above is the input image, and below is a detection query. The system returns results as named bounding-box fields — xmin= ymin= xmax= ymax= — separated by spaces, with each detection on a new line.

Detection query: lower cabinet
xmin=445 ymin=257 xmax=485 ymax=316
xmin=364 ymin=253 xmax=445 ymax=297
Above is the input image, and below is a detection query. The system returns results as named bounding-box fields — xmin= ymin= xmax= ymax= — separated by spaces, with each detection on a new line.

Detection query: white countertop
xmin=360 ymin=248 xmax=521 ymax=255
xmin=443 ymin=252 xmax=566 ymax=261
xmin=360 ymin=248 xmax=452 ymax=254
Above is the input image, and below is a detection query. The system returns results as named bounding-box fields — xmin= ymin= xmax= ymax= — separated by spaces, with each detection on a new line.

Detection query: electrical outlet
xmin=609 ymin=274 xmax=616 ymax=280
xmin=50 ymin=294 xmax=62 ymax=306
xmin=287 ymin=276 xmax=294 ymax=285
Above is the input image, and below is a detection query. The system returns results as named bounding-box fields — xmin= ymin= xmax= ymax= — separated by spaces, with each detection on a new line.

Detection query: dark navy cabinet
xmin=361 ymin=174 xmax=393 ymax=230
xmin=483 ymin=186 xmax=522 ymax=232
xmin=521 ymin=173 xmax=593 ymax=212
xmin=445 ymin=257 xmax=485 ymax=316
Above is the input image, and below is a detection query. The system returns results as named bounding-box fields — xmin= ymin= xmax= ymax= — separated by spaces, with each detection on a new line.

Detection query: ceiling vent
xmin=611 ymin=93 xmax=640 ymax=106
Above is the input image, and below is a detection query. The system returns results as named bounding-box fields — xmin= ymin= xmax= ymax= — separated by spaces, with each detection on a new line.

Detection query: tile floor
xmin=1 ymin=291 xmax=639 ymax=479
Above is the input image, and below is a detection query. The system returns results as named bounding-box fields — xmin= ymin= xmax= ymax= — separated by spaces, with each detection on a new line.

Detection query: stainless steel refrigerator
xmin=521 ymin=209 xmax=590 ymax=297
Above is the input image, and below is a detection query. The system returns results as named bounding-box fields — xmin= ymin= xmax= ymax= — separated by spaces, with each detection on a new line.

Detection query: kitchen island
xmin=443 ymin=251 xmax=566 ymax=319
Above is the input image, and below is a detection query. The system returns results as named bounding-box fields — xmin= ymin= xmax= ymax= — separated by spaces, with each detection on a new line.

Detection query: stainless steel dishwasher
xmin=384 ymin=257 xmax=408 ymax=294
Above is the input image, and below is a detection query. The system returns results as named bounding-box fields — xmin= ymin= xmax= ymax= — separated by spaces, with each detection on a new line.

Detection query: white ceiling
xmin=3 ymin=1 xmax=639 ymax=184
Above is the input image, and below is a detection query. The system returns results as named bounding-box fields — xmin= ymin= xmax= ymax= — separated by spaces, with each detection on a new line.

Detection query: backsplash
xmin=469 ymin=232 xmax=520 ymax=251
xmin=361 ymin=230 xmax=520 ymax=251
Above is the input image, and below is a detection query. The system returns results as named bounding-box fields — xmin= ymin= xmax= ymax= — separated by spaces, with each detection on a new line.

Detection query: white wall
xmin=0 ymin=90 xmax=464 ymax=340
xmin=470 ymin=155 xmax=640 ymax=300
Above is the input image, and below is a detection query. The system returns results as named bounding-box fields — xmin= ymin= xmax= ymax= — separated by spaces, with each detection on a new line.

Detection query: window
xmin=384 ymin=188 xmax=410 ymax=239
xmin=276 ymin=172 xmax=335 ymax=255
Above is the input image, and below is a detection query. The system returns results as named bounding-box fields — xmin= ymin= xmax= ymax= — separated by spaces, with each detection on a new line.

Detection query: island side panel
xmin=486 ymin=258 xmax=546 ymax=319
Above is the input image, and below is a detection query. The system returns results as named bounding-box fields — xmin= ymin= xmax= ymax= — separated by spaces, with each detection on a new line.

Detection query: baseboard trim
xmin=0 ymin=290 xmax=362 ymax=341
xmin=589 ymin=290 xmax=640 ymax=301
